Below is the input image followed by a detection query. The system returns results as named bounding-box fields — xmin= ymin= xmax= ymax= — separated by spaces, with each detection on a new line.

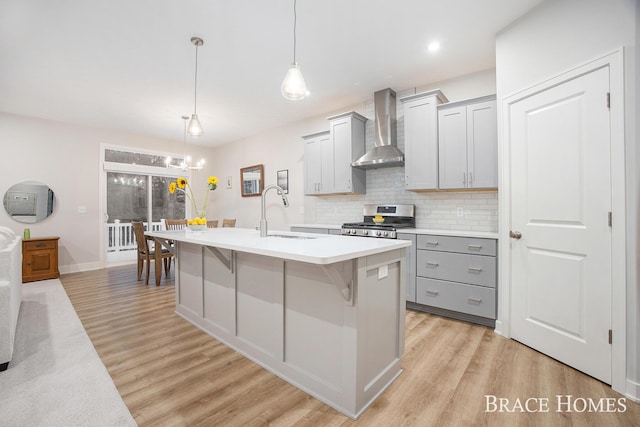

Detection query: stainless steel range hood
xmin=351 ymin=88 xmax=404 ymax=169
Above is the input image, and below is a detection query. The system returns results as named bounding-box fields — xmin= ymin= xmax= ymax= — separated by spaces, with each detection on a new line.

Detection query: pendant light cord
xmin=193 ymin=43 xmax=199 ymax=114
xmin=293 ymin=0 xmax=297 ymax=64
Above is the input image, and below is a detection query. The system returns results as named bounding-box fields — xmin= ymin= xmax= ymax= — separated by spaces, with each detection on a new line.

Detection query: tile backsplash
xmin=313 ymin=168 xmax=498 ymax=232
xmin=311 ymin=89 xmax=498 ymax=232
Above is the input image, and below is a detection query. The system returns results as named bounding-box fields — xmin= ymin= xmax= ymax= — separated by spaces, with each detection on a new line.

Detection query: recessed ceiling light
xmin=428 ymin=41 xmax=440 ymax=52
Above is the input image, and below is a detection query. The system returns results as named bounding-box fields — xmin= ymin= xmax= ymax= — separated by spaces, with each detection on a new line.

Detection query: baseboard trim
xmin=626 ymin=378 xmax=640 ymax=402
xmin=59 ymin=262 xmax=102 ymax=275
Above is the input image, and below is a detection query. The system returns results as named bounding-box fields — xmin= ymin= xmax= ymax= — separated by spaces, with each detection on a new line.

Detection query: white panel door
xmin=509 ymin=66 xmax=611 ymax=383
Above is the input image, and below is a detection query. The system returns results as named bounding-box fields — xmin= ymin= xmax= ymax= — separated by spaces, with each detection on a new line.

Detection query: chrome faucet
xmin=260 ymin=184 xmax=289 ymax=237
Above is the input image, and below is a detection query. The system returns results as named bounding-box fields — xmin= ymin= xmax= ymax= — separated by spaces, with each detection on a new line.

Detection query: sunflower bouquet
xmin=168 ymin=176 xmax=218 ymax=225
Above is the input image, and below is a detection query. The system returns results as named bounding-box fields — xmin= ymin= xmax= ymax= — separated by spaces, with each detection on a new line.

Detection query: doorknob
xmin=509 ymin=230 xmax=522 ymax=239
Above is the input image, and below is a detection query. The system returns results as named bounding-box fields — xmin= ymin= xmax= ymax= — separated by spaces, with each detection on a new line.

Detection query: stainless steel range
xmin=341 ymin=204 xmax=415 ymax=238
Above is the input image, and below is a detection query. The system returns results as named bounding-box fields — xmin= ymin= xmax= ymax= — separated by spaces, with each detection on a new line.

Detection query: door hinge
xmin=608 ymin=211 xmax=612 ymax=227
xmin=609 ymin=329 xmax=612 ymax=344
xmin=606 ymin=92 xmax=610 ymax=109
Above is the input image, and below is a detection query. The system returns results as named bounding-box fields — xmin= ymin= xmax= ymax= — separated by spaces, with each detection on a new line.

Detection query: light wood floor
xmin=60 ymin=265 xmax=639 ymax=426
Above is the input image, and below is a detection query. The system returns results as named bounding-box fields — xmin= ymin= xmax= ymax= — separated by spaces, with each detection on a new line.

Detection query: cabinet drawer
xmin=417 ymin=250 xmax=496 ymax=287
xmin=416 ymin=234 xmax=496 ymax=256
xmin=23 ymin=240 xmax=57 ymax=251
xmin=416 ymin=277 xmax=496 ymax=319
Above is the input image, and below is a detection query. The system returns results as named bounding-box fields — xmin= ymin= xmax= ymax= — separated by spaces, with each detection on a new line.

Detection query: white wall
xmin=0 ymin=112 xmax=214 ymax=273
xmin=205 ymin=117 xmax=322 ymax=231
xmin=496 ymin=0 xmax=638 ymax=399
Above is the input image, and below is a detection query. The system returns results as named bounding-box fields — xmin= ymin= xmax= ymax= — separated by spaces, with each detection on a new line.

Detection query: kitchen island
xmin=146 ymin=227 xmax=410 ymax=419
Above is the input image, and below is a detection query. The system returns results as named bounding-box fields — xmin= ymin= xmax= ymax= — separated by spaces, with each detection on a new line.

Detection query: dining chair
xmin=207 ymin=220 xmax=218 ymax=228
xmin=222 ymin=218 xmax=236 ymax=227
xmin=132 ymin=221 xmax=172 ymax=286
xmin=165 ymin=219 xmax=188 ymax=230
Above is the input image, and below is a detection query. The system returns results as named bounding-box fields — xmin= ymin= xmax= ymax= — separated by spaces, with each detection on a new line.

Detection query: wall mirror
xmin=240 ymin=164 xmax=264 ymax=197
xmin=3 ymin=180 xmax=56 ymax=223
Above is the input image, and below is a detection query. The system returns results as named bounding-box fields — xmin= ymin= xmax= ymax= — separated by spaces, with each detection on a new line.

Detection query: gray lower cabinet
xmin=396 ymin=233 xmax=417 ymax=303
xmin=409 ymin=234 xmax=498 ymax=327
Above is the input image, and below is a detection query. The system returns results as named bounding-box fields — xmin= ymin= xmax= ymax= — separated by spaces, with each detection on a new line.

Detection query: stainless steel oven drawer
xmin=416 ymin=234 xmax=496 ymax=256
xmin=416 ymin=277 xmax=496 ymax=319
xmin=416 ymin=250 xmax=496 ymax=288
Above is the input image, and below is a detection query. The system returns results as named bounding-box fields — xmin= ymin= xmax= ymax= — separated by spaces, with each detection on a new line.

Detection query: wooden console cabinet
xmin=22 ymin=236 xmax=60 ymax=283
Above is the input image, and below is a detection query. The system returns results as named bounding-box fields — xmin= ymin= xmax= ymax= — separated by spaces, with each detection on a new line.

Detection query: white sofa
xmin=0 ymin=228 xmax=21 ymax=371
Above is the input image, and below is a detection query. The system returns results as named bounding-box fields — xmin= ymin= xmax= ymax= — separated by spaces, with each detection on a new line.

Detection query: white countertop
xmin=146 ymin=228 xmax=410 ymax=265
xmin=290 ymin=224 xmax=498 ymax=239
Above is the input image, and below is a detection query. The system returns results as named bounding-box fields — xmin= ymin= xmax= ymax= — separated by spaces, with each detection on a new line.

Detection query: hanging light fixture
xmin=166 ymin=115 xmax=205 ymax=171
xmin=281 ymin=0 xmax=308 ymax=100
xmin=187 ymin=36 xmax=204 ymax=136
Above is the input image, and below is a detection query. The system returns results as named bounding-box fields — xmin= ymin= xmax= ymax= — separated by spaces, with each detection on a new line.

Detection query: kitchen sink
xmin=268 ymin=233 xmax=318 ymax=240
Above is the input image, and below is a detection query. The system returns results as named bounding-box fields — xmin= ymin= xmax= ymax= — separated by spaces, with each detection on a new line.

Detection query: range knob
xmin=350 ymin=229 xmax=357 ymax=235
xmin=375 ymin=230 xmax=382 ymax=236
xmin=362 ymin=230 xmax=369 ymax=236
xmin=383 ymin=231 xmax=389 ymax=237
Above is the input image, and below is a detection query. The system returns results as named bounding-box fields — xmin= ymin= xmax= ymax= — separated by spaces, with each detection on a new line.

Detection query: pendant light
xmin=187 ymin=36 xmax=204 ymax=136
xmin=281 ymin=0 xmax=308 ymax=100
xmin=166 ymin=115 xmax=205 ymax=171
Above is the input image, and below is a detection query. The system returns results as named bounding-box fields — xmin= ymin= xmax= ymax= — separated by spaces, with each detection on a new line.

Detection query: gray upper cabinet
xmin=400 ymin=90 xmax=448 ymax=191
xmin=303 ymin=131 xmax=332 ymax=195
xmin=328 ymin=112 xmax=367 ymax=194
xmin=438 ymin=95 xmax=497 ymax=190
xmin=303 ymin=113 xmax=366 ymax=195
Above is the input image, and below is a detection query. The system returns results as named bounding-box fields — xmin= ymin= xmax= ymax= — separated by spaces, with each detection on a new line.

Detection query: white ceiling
xmin=0 ymin=0 xmax=543 ymax=146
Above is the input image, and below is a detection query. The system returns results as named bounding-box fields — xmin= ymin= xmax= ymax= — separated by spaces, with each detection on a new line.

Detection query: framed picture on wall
xmin=277 ymin=169 xmax=289 ymax=194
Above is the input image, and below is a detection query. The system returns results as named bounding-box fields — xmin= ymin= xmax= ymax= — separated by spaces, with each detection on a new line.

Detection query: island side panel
xmin=235 ymin=252 xmax=284 ymax=360
xmin=355 ymin=248 xmax=405 ymax=415
xmin=176 ymin=242 xmax=204 ymax=321
xmin=203 ymin=248 xmax=235 ymax=336
xmin=282 ymin=260 xmax=353 ymax=408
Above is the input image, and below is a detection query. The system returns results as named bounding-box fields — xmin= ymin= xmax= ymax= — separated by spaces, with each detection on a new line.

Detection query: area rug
xmin=0 ymin=279 xmax=137 ymax=426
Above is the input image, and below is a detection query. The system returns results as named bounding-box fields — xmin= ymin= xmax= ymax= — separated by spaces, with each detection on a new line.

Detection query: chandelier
xmin=165 ymin=115 xmax=205 ymax=171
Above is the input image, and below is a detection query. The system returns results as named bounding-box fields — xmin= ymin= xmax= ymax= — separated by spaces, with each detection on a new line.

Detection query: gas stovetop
xmin=341 ymin=204 xmax=415 ymax=239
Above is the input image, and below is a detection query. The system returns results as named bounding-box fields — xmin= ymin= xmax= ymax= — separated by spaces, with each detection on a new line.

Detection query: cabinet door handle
xmin=426 ymin=240 xmax=439 ymax=246
xmin=36 ymin=243 xmax=46 ymax=248
xmin=426 ymin=290 xmax=440 ymax=296
xmin=467 ymin=244 xmax=482 ymax=250
xmin=426 ymin=261 xmax=439 ymax=267
xmin=469 ymin=172 xmax=474 ymax=185
xmin=468 ymin=297 xmax=482 ymax=304
xmin=462 ymin=172 xmax=466 ymax=185
xmin=468 ymin=267 xmax=483 ymax=273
